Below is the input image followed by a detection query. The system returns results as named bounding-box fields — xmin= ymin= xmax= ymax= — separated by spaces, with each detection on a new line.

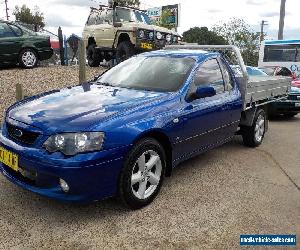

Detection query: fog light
xmin=59 ymin=178 xmax=69 ymax=193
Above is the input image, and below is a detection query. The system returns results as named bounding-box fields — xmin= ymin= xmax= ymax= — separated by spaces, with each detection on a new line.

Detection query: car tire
xmin=18 ymin=48 xmax=38 ymax=69
xmin=118 ymin=138 xmax=166 ymax=209
xmin=87 ymin=44 xmax=101 ymax=67
xmin=241 ymin=109 xmax=266 ymax=147
xmin=116 ymin=41 xmax=135 ymax=63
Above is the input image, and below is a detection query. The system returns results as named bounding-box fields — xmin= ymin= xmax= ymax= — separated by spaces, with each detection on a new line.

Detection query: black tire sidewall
xmin=253 ymin=109 xmax=266 ymax=145
xmin=242 ymin=109 xmax=266 ymax=147
xmin=19 ymin=48 xmax=38 ymax=69
xmin=87 ymin=44 xmax=101 ymax=67
xmin=119 ymin=138 xmax=166 ymax=209
xmin=116 ymin=41 xmax=134 ymax=63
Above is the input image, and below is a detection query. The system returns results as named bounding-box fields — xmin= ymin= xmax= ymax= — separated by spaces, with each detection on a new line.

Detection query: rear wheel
xmin=87 ymin=44 xmax=101 ymax=67
xmin=241 ymin=109 xmax=266 ymax=147
xmin=19 ymin=48 xmax=38 ymax=69
xmin=116 ymin=41 xmax=135 ymax=63
xmin=118 ymin=138 xmax=166 ymax=209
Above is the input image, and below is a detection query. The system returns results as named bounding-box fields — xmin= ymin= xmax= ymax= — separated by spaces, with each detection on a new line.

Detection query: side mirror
xmin=113 ymin=22 xmax=122 ymax=27
xmin=195 ymin=86 xmax=216 ymax=99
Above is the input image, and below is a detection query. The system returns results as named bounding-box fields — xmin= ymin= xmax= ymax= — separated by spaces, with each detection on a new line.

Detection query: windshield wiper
xmin=97 ymin=82 xmax=115 ymax=87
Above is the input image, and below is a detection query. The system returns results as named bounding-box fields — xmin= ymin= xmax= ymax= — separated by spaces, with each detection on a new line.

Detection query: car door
xmin=218 ymin=58 xmax=243 ymax=136
xmin=98 ymin=9 xmax=116 ymax=48
xmin=177 ymin=58 xmax=237 ymax=158
xmin=0 ymin=23 xmax=23 ymax=64
xmin=93 ymin=9 xmax=115 ymax=48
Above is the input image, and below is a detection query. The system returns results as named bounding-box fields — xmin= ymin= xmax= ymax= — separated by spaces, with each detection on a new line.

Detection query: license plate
xmin=140 ymin=42 xmax=153 ymax=50
xmin=0 ymin=146 xmax=18 ymax=172
xmin=295 ymin=103 xmax=300 ymax=107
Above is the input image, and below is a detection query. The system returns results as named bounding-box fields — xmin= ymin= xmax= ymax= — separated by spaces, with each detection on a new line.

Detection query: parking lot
xmin=0 ymin=67 xmax=300 ymax=249
xmin=0 ymin=67 xmax=299 ymax=249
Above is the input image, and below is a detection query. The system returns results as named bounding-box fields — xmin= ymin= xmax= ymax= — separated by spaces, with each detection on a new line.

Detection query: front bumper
xmin=0 ymin=126 xmax=129 ymax=203
xmin=136 ymin=37 xmax=177 ymax=51
xmin=270 ymin=94 xmax=300 ymax=114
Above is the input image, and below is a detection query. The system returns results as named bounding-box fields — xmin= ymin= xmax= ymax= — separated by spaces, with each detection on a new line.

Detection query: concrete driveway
xmin=0 ymin=116 xmax=299 ymax=249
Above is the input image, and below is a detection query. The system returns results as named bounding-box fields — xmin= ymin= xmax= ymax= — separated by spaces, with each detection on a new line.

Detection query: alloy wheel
xmin=131 ymin=150 xmax=162 ymax=200
xmin=22 ymin=51 xmax=37 ymax=67
xmin=254 ymin=114 xmax=265 ymax=142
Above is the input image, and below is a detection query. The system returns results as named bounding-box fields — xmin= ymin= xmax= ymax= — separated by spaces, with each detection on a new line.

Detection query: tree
xmin=13 ymin=5 xmax=45 ymax=31
xmin=212 ymin=18 xmax=260 ymax=66
xmin=114 ymin=0 xmax=140 ymax=8
xmin=182 ymin=27 xmax=227 ymax=45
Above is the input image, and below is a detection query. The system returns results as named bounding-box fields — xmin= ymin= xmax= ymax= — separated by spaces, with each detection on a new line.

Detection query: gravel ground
xmin=0 ymin=66 xmax=103 ymax=122
xmin=0 ymin=67 xmax=299 ymax=249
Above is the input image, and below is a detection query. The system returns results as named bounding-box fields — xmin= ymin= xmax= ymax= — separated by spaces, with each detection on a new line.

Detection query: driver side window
xmin=193 ymin=59 xmax=225 ymax=94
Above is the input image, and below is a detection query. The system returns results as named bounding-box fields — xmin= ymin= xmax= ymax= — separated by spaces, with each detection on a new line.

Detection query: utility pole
xmin=4 ymin=0 xmax=10 ymax=20
xmin=260 ymin=20 xmax=268 ymax=42
xmin=278 ymin=0 xmax=286 ymax=40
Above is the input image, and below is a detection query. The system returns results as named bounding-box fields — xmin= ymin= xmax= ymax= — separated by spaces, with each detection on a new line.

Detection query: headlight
xmin=166 ymin=34 xmax=172 ymax=42
xmin=138 ymin=30 xmax=144 ymax=38
xmin=149 ymin=32 xmax=154 ymax=39
xmin=43 ymin=132 xmax=105 ymax=156
xmin=156 ymin=32 xmax=162 ymax=40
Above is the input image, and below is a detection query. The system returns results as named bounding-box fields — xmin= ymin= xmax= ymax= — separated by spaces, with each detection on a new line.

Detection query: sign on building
xmin=147 ymin=4 xmax=180 ymax=29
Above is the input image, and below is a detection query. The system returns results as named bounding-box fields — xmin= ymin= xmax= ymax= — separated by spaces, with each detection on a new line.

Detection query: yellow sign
xmin=141 ymin=42 xmax=153 ymax=50
xmin=0 ymin=146 xmax=18 ymax=172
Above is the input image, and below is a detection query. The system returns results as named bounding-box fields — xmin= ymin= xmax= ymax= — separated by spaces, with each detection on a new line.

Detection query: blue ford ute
xmin=0 ymin=50 xmax=243 ymax=209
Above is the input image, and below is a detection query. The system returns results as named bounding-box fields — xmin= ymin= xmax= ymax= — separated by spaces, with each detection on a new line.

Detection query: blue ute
xmin=1 ymin=49 xmax=245 ymax=208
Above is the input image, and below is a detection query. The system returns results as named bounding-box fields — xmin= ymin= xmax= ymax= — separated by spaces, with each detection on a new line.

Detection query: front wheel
xmin=116 ymin=41 xmax=135 ymax=63
xmin=118 ymin=138 xmax=166 ymax=209
xmin=19 ymin=48 xmax=38 ymax=69
xmin=241 ymin=109 xmax=266 ymax=147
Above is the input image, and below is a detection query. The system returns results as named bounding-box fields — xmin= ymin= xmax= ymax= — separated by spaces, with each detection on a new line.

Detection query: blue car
xmin=1 ymin=49 xmax=251 ymax=208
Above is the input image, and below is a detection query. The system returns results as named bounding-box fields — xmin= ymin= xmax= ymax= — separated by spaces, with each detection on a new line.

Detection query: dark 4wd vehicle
xmin=0 ymin=20 xmax=53 ymax=69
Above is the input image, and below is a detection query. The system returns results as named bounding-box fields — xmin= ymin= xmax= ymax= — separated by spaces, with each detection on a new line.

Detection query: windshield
xmin=115 ymin=8 xmax=151 ymax=24
xmin=134 ymin=11 xmax=151 ymax=25
xmin=98 ymin=56 xmax=195 ymax=92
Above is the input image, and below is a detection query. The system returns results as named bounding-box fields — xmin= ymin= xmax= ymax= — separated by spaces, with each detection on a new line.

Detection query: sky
xmin=1 ymin=0 xmax=300 ymax=40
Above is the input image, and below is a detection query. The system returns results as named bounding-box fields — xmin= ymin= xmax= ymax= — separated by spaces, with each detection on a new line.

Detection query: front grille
xmin=288 ymin=94 xmax=300 ymax=101
xmin=6 ymin=123 xmax=39 ymax=145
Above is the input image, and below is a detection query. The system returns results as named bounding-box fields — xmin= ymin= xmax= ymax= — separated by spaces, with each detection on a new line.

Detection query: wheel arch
xmin=18 ymin=46 xmax=39 ymax=59
xmin=87 ymin=37 xmax=96 ymax=47
xmin=132 ymin=129 xmax=173 ymax=177
xmin=114 ymin=32 xmax=134 ymax=48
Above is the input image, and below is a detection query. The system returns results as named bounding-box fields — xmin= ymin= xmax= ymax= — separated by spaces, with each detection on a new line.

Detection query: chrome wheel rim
xmin=131 ymin=150 xmax=162 ymax=200
xmin=22 ymin=51 xmax=37 ymax=67
xmin=254 ymin=114 xmax=265 ymax=142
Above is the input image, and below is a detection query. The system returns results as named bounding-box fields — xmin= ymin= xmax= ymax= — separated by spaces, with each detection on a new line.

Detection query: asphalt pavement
xmin=0 ymin=115 xmax=299 ymax=249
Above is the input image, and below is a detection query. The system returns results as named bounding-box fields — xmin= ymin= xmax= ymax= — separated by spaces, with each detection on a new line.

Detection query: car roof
xmin=142 ymin=49 xmax=219 ymax=59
